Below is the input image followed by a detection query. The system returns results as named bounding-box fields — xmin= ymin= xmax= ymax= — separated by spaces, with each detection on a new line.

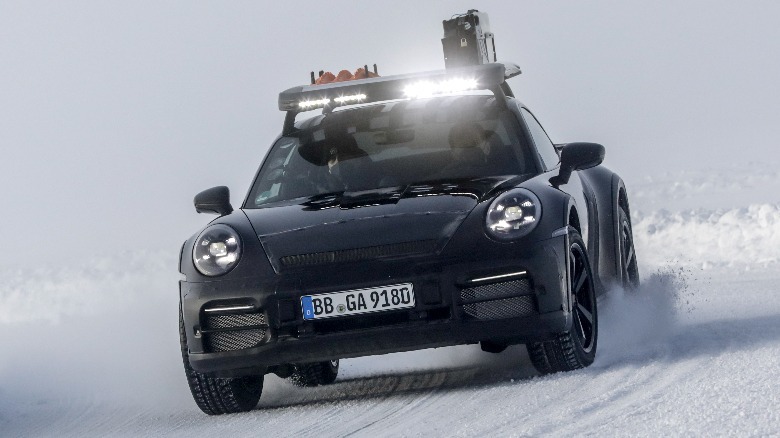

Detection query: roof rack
xmin=278 ymin=62 xmax=521 ymax=135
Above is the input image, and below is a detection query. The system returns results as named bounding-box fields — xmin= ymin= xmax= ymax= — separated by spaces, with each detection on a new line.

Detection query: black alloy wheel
xmin=619 ymin=206 xmax=640 ymax=289
xmin=570 ymin=239 xmax=596 ymax=354
xmin=527 ymin=230 xmax=598 ymax=373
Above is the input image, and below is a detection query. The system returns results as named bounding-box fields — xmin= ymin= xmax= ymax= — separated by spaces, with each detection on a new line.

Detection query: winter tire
xmin=527 ymin=230 xmax=598 ymax=374
xmin=179 ymin=306 xmax=264 ymax=415
xmin=288 ymin=360 xmax=340 ymax=387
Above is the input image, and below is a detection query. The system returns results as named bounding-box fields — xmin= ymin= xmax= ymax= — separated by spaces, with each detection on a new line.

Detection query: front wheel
xmin=619 ymin=205 xmax=640 ymax=289
xmin=288 ymin=360 xmax=340 ymax=387
xmin=179 ymin=307 xmax=264 ymax=415
xmin=527 ymin=230 xmax=598 ymax=374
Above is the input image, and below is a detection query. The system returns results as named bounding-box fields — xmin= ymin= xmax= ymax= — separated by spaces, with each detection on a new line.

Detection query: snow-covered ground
xmin=1 ymin=164 xmax=778 ymax=437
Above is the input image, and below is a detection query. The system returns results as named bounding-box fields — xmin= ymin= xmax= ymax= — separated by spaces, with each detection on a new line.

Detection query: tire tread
xmin=289 ymin=361 xmax=339 ymax=387
xmin=179 ymin=308 xmax=262 ymax=415
xmin=527 ymin=230 xmax=597 ymax=375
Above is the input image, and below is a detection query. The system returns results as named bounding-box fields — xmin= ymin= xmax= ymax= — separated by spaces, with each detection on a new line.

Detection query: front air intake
xmin=202 ymin=312 xmax=267 ymax=353
xmin=462 ymin=296 xmax=536 ymax=320
xmin=459 ymin=278 xmax=537 ymax=320
xmin=460 ymin=279 xmax=533 ymax=302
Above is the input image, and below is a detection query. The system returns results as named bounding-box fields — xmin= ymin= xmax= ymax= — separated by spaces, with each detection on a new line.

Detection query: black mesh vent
xmin=203 ymin=330 xmax=266 ymax=353
xmin=202 ymin=313 xmax=267 ymax=353
xmin=460 ymin=279 xmax=532 ymax=303
xmin=205 ymin=313 xmax=265 ymax=330
xmin=462 ymin=296 xmax=536 ymax=320
xmin=280 ymin=240 xmax=437 ymax=267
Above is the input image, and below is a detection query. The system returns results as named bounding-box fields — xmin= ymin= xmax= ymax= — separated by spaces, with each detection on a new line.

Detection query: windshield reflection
xmin=247 ymin=95 xmax=536 ymax=208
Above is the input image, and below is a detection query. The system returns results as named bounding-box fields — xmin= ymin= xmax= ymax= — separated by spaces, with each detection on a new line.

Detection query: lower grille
xmin=202 ymin=312 xmax=267 ymax=353
xmin=460 ymin=279 xmax=533 ymax=302
xmin=462 ymin=296 xmax=536 ymax=320
xmin=460 ymin=278 xmax=536 ymax=320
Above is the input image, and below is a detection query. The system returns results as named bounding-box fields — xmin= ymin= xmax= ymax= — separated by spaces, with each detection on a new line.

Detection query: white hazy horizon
xmin=2 ymin=1 xmax=779 ymax=269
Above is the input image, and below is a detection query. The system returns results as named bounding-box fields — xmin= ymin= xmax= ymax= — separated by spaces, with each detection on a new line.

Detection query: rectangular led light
xmin=333 ymin=93 xmax=367 ymax=104
xmin=404 ymin=77 xmax=478 ymax=99
xmin=468 ymin=271 xmax=527 ymax=283
xmin=203 ymin=305 xmax=254 ymax=313
xmin=298 ymin=98 xmax=331 ymax=109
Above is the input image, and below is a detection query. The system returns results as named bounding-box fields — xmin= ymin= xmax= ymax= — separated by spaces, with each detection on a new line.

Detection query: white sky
xmin=1 ymin=1 xmax=779 ymax=269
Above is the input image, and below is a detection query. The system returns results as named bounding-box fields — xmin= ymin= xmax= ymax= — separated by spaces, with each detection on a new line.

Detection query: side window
xmin=250 ymin=138 xmax=299 ymax=206
xmin=520 ymin=108 xmax=559 ymax=171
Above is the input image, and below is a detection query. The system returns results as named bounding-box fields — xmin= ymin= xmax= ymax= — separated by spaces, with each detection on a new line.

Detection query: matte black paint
xmin=180 ymin=93 xmax=629 ymax=377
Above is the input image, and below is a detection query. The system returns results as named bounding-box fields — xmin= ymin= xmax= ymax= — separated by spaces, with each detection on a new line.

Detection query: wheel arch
xmin=611 ymin=173 xmax=630 ymax=285
xmin=617 ymin=183 xmax=632 ymax=222
xmin=578 ymin=166 xmax=626 ymax=290
xmin=567 ymin=203 xmax=582 ymax=235
xmin=563 ymin=196 xmax=581 ymax=311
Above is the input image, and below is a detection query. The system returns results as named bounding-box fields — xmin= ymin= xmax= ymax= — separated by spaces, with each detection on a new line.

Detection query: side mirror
xmin=194 ymin=186 xmax=233 ymax=216
xmin=550 ymin=142 xmax=605 ymax=187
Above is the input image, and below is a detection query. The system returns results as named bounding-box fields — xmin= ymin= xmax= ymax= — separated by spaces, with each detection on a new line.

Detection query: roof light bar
xmin=297 ymin=93 xmax=368 ymax=110
xmin=333 ymin=93 xmax=367 ymax=104
xmin=403 ymin=77 xmax=478 ymax=99
xmin=298 ymin=98 xmax=331 ymax=110
xmin=279 ymin=63 xmax=512 ymax=113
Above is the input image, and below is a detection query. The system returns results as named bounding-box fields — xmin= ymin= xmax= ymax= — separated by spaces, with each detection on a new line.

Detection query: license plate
xmin=301 ymin=283 xmax=415 ymax=320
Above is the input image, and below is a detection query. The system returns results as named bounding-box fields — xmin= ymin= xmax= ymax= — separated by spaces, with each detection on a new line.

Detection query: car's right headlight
xmin=485 ymin=188 xmax=542 ymax=241
xmin=192 ymin=224 xmax=242 ymax=276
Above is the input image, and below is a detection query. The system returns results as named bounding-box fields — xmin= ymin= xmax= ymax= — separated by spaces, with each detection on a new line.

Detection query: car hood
xmin=243 ymin=177 xmax=518 ymax=272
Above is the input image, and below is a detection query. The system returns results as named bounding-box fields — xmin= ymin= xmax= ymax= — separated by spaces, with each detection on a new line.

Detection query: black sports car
xmin=178 ymin=62 xmax=639 ymax=414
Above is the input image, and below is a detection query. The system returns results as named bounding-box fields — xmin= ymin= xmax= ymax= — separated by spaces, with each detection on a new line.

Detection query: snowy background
xmin=1 ymin=1 xmax=779 ymax=436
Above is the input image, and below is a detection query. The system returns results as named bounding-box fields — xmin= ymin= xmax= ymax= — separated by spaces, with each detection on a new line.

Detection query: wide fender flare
xmin=611 ymin=173 xmax=631 ymax=285
xmin=537 ymin=193 xmax=589 ymax=316
xmin=578 ymin=166 xmax=629 ymax=291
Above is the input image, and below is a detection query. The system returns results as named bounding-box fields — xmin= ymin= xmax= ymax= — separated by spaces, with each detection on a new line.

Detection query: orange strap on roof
xmin=314 ymin=72 xmax=336 ymax=85
xmin=313 ymin=66 xmax=379 ymax=85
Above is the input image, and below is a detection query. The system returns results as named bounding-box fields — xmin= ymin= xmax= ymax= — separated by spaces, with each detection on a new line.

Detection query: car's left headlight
xmin=192 ymin=224 xmax=242 ymax=276
xmin=485 ymin=188 xmax=542 ymax=241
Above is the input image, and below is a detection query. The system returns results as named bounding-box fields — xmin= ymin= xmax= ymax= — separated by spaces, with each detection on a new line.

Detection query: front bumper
xmin=181 ymin=236 xmax=570 ymax=376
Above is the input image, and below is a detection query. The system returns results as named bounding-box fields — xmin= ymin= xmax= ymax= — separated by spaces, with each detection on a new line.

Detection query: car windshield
xmin=246 ymin=94 xmax=536 ymax=208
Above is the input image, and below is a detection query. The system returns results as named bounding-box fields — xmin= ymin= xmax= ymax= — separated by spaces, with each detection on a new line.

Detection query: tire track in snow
xmin=261 ymin=367 xmax=485 ymax=437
